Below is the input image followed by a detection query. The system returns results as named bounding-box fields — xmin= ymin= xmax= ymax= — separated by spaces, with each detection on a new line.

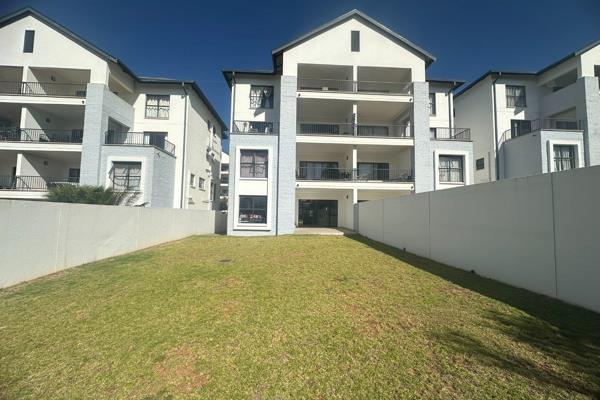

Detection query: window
xmin=145 ymin=95 xmax=170 ymax=119
xmin=429 ymin=93 xmax=436 ymax=115
xmin=238 ymin=195 xmax=267 ymax=224
xmin=351 ymin=30 xmax=360 ymax=52
xmin=207 ymin=119 xmax=212 ymax=132
xmin=357 ymin=162 xmax=389 ymax=180
xmin=190 ymin=173 xmax=195 ymax=187
xmin=506 ymin=85 xmax=526 ymax=107
xmin=211 ymin=181 xmax=217 ymax=202
xmin=144 ymin=131 xmax=167 ymax=150
xmin=510 ymin=119 xmax=532 ymax=138
xmin=476 ymin=158 xmax=485 ymax=171
xmin=198 ymin=177 xmax=205 ymax=190
xmin=439 ymin=155 xmax=464 ymax=183
xmin=111 ymin=162 xmax=141 ymax=191
xmin=23 ymin=30 xmax=35 ymax=53
xmin=240 ymin=150 xmax=268 ymax=178
xmin=68 ymin=168 xmax=80 ymax=183
xmin=249 ymin=86 xmax=274 ymax=109
xmin=430 ymin=128 xmax=437 ymax=139
xmin=298 ymin=161 xmax=339 ymax=180
xmin=553 ymin=145 xmax=576 ymax=171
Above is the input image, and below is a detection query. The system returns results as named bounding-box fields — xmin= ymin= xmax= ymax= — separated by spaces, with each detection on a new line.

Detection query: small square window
xmin=249 ymin=86 xmax=274 ymax=109
xmin=23 ymin=30 xmax=35 ymax=53
xmin=476 ymin=158 xmax=485 ymax=170
xmin=439 ymin=155 xmax=464 ymax=183
xmin=145 ymin=95 xmax=170 ymax=119
xmin=506 ymin=85 xmax=526 ymax=107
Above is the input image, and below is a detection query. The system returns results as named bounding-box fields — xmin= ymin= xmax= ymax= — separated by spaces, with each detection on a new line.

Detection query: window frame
xmin=249 ymin=85 xmax=274 ymax=109
xmin=189 ymin=173 xmax=195 ymax=188
xmin=23 ymin=30 xmax=35 ymax=53
xmin=198 ymin=177 xmax=205 ymax=190
xmin=239 ymin=149 xmax=269 ymax=179
xmin=111 ymin=161 xmax=142 ymax=191
xmin=475 ymin=158 xmax=485 ymax=171
xmin=145 ymin=94 xmax=170 ymax=119
xmin=429 ymin=93 xmax=436 ymax=116
xmin=438 ymin=155 xmax=464 ymax=183
xmin=553 ymin=144 xmax=576 ymax=172
xmin=506 ymin=85 xmax=527 ymax=108
xmin=351 ymin=30 xmax=360 ymax=52
xmin=238 ymin=195 xmax=268 ymax=224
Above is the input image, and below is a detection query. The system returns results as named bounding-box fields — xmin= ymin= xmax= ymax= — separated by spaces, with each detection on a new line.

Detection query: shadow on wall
xmin=346 ymin=234 xmax=600 ymax=398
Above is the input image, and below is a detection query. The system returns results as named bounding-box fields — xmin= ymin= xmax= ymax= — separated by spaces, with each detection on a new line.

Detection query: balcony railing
xmin=298 ymin=122 xmax=412 ymax=138
xmin=501 ymin=118 xmax=582 ymax=143
xmin=104 ymin=131 xmax=175 ymax=155
xmin=0 ymin=127 xmax=83 ymax=143
xmin=296 ymin=167 xmax=413 ymax=182
xmin=297 ymin=78 xmax=413 ymax=95
xmin=0 ymin=81 xmax=87 ymax=97
xmin=431 ymin=127 xmax=471 ymax=141
xmin=0 ymin=175 xmax=79 ymax=191
xmin=232 ymin=120 xmax=279 ymax=135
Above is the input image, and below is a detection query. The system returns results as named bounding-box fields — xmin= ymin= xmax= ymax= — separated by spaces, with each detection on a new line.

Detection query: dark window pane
xmin=351 ymin=30 xmax=360 ymax=52
xmin=23 ymin=30 xmax=35 ymax=53
xmin=238 ymin=195 xmax=268 ymax=224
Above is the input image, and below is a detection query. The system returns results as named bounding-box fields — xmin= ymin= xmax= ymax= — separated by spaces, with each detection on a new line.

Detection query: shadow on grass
xmin=346 ymin=234 xmax=600 ymax=397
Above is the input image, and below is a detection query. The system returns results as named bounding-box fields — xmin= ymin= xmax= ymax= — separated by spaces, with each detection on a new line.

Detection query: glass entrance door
xmin=298 ymin=200 xmax=338 ymax=227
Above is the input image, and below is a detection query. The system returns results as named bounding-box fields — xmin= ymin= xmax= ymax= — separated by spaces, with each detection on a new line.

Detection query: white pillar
xmin=352 ymin=146 xmax=358 ymax=169
xmin=352 ymin=187 xmax=358 ymax=231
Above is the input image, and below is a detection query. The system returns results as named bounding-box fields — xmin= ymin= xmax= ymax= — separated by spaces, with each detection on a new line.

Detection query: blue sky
xmin=2 ymin=0 xmax=600 ymax=151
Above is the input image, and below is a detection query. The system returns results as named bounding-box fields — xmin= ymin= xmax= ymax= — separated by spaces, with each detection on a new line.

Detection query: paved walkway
xmin=294 ymin=227 xmax=356 ymax=236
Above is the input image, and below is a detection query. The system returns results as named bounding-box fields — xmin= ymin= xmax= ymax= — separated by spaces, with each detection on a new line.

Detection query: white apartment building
xmin=224 ymin=10 xmax=473 ymax=235
xmin=0 ymin=7 xmax=226 ymax=208
xmin=455 ymin=41 xmax=600 ymax=183
xmin=219 ymin=151 xmax=229 ymax=210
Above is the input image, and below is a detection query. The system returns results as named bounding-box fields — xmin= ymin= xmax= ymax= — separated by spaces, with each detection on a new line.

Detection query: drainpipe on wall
xmin=179 ymin=82 xmax=189 ymax=209
xmin=491 ymin=73 xmax=502 ymax=181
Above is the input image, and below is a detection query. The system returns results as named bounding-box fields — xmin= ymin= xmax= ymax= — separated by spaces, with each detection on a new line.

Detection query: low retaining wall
xmin=0 ymin=200 xmax=226 ymax=288
xmin=358 ymin=166 xmax=600 ymax=313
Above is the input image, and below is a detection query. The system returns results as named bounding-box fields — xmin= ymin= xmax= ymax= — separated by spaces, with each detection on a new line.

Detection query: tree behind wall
xmin=46 ymin=185 xmax=140 ymax=205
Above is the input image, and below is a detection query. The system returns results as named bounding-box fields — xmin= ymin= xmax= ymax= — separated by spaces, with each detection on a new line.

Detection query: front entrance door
xmin=298 ymin=200 xmax=338 ymax=227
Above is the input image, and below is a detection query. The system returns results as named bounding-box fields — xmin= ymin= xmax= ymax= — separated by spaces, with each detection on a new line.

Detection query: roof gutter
xmin=491 ymin=73 xmax=502 ymax=181
xmin=179 ymin=82 xmax=189 ymax=208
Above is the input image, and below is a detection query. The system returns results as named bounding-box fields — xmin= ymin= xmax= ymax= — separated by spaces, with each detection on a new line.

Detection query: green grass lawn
xmin=1 ymin=235 xmax=599 ymax=399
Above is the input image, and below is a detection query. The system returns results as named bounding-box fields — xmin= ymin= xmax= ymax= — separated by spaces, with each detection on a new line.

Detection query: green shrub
xmin=46 ymin=185 xmax=136 ymax=205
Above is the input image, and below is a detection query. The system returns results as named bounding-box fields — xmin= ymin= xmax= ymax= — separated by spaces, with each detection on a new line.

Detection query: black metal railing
xmin=232 ymin=120 xmax=279 ymax=134
xmin=296 ymin=167 xmax=413 ymax=182
xmin=500 ymin=118 xmax=582 ymax=143
xmin=0 ymin=127 xmax=83 ymax=143
xmin=0 ymin=175 xmax=79 ymax=191
xmin=0 ymin=81 xmax=87 ymax=97
xmin=431 ymin=127 xmax=471 ymax=141
xmin=297 ymin=78 xmax=413 ymax=95
xmin=298 ymin=122 xmax=412 ymax=138
xmin=104 ymin=131 xmax=175 ymax=155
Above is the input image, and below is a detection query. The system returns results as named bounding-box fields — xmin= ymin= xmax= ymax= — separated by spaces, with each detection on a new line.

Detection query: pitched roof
xmin=0 ymin=7 xmax=227 ymax=130
xmin=271 ymin=9 xmax=436 ymax=66
xmin=455 ymin=37 xmax=600 ymax=99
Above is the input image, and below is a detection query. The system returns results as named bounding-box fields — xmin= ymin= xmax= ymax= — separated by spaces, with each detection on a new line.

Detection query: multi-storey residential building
xmin=224 ymin=10 xmax=473 ymax=235
xmin=454 ymin=40 xmax=600 ymax=183
xmin=0 ymin=7 xmax=226 ymax=208
xmin=219 ymin=151 xmax=229 ymax=210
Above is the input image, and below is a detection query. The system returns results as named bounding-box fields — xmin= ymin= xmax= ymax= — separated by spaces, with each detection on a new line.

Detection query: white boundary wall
xmin=0 ymin=201 xmax=227 ymax=288
xmin=358 ymin=166 xmax=600 ymax=313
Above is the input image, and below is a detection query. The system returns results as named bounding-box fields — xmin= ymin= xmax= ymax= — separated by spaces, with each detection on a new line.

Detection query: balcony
xmin=0 ymin=127 xmax=83 ymax=143
xmin=500 ymin=118 xmax=582 ymax=142
xmin=298 ymin=122 xmax=411 ymax=138
xmin=104 ymin=132 xmax=175 ymax=156
xmin=232 ymin=120 xmax=279 ymax=135
xmin=430 ymin=127 xmax=471 ymax=141
xmin=0 ymin=175 xmax=79 ymax=191
xmin=297 ymin=79 xmax=412 ymax=95
xmin=296 ymin=166 xmax=413 ymax=182
xmin=0 ymin=81 xmax=87 ymax=97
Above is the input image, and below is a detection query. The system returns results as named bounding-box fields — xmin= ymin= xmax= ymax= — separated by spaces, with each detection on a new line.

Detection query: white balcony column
xmin=15 ymin=153 xmax=24 ymax=175
xmin=352 ymin=187 xmax=358 ymax=231
xmin=352 ymin=146 xmax=358 ymax=170
xmin=352 ymin=103 xmax=358 ymax=136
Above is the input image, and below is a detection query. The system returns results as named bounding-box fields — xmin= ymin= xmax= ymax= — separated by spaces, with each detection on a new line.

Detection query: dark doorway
xmin=298 ymin=200 xmax=338 ymax=227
